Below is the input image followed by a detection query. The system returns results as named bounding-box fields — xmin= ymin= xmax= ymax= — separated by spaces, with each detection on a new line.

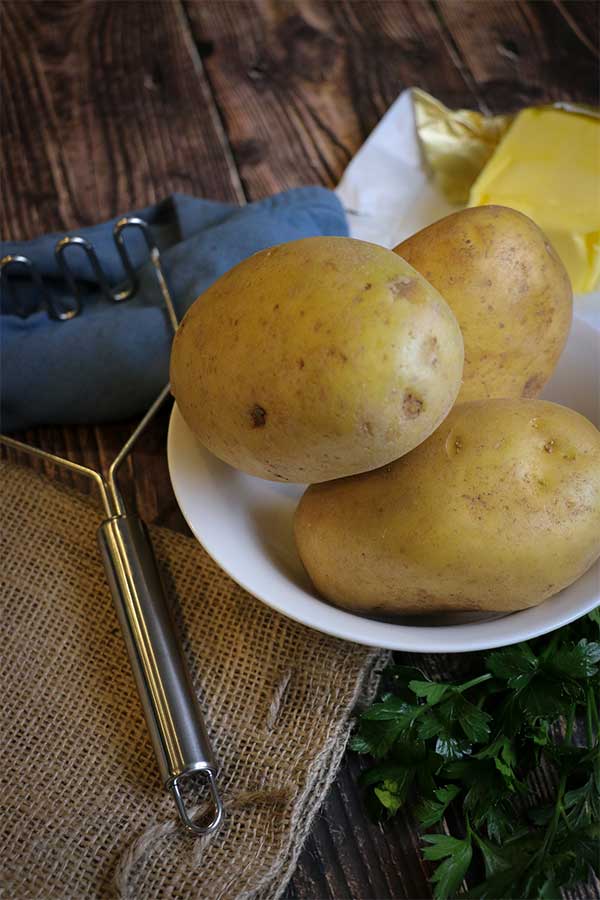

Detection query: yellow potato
xmin=171 ymin=237 xmax=464 ymax=482
xmin=295 ymin=399 xmax=600 ymax=615
xmin=394 ymin=206 xmax=573 ymax=403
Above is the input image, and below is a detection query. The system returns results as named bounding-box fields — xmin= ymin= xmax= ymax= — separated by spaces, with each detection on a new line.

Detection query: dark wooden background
xmin=1 ymin=2 xmax=598 ymax=897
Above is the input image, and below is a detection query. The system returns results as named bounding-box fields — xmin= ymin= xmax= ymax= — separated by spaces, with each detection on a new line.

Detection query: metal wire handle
xmin=0 ymin=253 xmax=75 ymax=320
xmin=1 ymin=218 xmax=222 ymax=835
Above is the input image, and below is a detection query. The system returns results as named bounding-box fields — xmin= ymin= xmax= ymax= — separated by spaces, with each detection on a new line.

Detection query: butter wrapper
xmin=413 ymin=90 xmax=600 ymax=293
xmin=412 ymin=88 xmax=512 ymax=206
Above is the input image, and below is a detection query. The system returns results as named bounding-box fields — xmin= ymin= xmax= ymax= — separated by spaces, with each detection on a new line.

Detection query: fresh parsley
xmin=352 ymin=611 xmax=600 ymax=899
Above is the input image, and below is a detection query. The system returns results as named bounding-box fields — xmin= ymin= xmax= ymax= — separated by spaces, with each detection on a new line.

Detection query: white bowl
xmin=167 ymin=315 xmax=600 ymax=652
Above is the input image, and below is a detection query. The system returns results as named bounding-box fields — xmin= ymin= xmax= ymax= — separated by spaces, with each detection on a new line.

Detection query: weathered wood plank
xmin=0 ymin=0 xmax=237 ymax=527
xmin=436 ymin=0 xmax=599 ymax=112
xmin=0 ymin=0 xmax=243 ymax=240
xmin=183 ymin=0 xmax=480 ymax=198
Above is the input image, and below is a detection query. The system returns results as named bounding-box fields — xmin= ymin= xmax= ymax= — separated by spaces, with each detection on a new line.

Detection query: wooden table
xmin=2 ymin=2 xmax=597 ymax=896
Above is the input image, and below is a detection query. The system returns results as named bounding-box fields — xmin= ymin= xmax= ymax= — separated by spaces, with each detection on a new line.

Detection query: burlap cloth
xmin=1 ymin=462 xmax=386 ymax=899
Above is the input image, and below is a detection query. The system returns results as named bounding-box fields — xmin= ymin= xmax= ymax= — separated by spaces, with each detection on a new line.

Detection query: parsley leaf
xmin=422 ymin=832 xmax=473 ymax=899
xmin=409 ymin=679 xmax=451 ymax=704
xmin=374 ymin=780 xmax=405 ymax=814
xmin=359 ymin=694 xmax=419 ymax=722
xmin=416 ymin=784 xmax=461 ymax=828
xmin=549 ymin=639 xmax=600 ymax=679
xmin=353 ymin=609 xmax=600 ymax=898
xmin=447 ymin=694 xmax=492 ymax=743
xmin=486 ymin=643 xmax=537 ymax=684
xmin=472 ymin=831 xmax=512 ymax=879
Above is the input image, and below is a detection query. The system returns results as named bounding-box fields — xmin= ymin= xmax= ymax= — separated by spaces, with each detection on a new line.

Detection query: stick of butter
xmin=469 ymin=107 xmax=600 ymax=293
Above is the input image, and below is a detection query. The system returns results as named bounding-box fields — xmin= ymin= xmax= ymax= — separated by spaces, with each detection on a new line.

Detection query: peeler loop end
xmin=170 ymin=769 xmax=223 ymax=836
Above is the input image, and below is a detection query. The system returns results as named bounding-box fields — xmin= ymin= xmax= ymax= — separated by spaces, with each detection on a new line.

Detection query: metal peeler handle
xmin=98 ymin=513 xmax=223 ymax=834
xmin=1 ymin=218 xmax=221 ymax=835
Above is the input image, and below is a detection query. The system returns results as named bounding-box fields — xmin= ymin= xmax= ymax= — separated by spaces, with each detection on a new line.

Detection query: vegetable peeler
xmin=0 ymin=218 xmax=222 ymax=835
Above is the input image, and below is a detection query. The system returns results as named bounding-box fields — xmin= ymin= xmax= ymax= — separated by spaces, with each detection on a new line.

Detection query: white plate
xmin=167 ymin=315 xmax=600 ymax=653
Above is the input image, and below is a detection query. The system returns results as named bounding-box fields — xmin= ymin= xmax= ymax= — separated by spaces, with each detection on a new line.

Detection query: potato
xmin=294 ymin=399 xmax=600 ymax=615
xmin=171 ymin=237 xmax=464 ymax=482
xmin=394 ymin=206 xmax=572 ymax=403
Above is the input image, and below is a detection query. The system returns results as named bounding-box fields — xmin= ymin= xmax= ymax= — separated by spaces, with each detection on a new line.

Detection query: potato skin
xmin=294 ymin=399 xmax=600 ymax=615
xmin=394 ymin=206 xmax=573 ymax=403
xmin=171 ymin=237 xmax=464 ymax=482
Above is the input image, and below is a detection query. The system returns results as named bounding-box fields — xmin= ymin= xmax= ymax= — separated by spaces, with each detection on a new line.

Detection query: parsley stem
xmin=585 ymin=686 xmax=596 ymax=748
xmin=591 ymin=687 xmax=600 ymax=737
xmin=539 ymin=772 xmax=567 ymax=863
xmin=541 ymin=632 xmax=561 ymax=660
xmin=457 ymin=673 xmax=493 ymax=693
xmin=565 ymin=705 xmax=575 ymax=744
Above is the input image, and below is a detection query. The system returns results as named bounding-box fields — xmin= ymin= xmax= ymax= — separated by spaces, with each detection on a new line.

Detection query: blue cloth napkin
xmin=1 ymin=188 xmax=348 ymax=432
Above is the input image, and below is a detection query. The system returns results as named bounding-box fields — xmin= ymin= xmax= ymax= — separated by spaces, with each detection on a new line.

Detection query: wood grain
xmin=1 ymin=0 xmax=243 ymax=239
xmin=2 ymin=2 xmax=598 ymax=898
xmin=184 ymin=0 xmax=481 ymax=198
xmin=437 ymin=0 xmax=599 ymax=112
xmin=0 ymin=0 xmax=242 ymax=526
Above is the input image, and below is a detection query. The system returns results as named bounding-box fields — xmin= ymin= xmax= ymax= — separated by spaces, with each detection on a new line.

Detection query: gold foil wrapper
xmin=412 ymin=88 xmax=512 ymax=206
xmin=413 ymin=89 xmax=599 ymax=207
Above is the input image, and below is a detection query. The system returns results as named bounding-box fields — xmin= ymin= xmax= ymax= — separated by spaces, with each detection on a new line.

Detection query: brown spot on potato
xmin=273 ymin=304 xmax=280 ymax=311
xmin=250 ymin=405 xmax=267 ymax=428
xmin=297 ymin=358 xmax=305 ymax=369
xmin=314 ymin=320 xmax=323 ymax=332
xmin=403 ymin=391 xmax=423 ymax=418
xmin=462 ymin=493 xmax=490 ymax=511
xmin=327 ymin=347 xmax=348 ymax=362
xmin=544 ymin=440 xmax=555 ymax=453
xmin=364 ymin=282 xmax=373 ymax=291
xmin=523 ymin=374 xmax=545 ymax=397
xmin=388 ymin=276 xmax=417 ymax=300
xmin=422 ymin=335 xmax=439 ymax=366
xmin=454 ymin=438 xmax=463 ymax=453
xmin=324 ymin=260 xmax=338 ymax=271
